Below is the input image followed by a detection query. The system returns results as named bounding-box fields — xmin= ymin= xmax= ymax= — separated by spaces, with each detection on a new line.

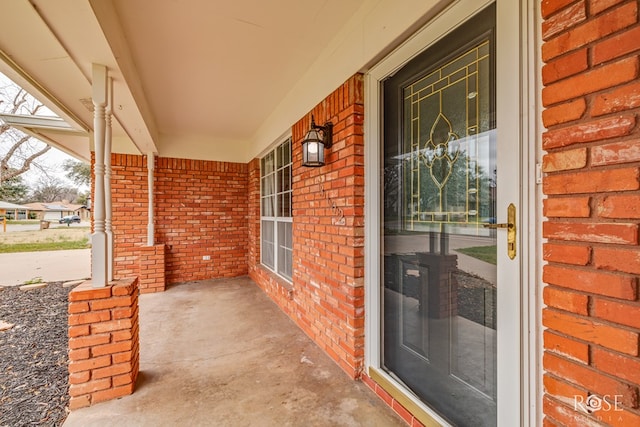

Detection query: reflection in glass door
xmin=382 ymin=5 xmax=497 ymax=426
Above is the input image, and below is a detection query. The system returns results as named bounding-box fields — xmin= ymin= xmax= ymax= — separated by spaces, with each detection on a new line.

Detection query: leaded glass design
xmin=404 ymin=40 xmax=494 ymax=230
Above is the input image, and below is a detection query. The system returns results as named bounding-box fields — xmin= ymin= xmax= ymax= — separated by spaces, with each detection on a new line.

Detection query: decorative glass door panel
xmin=382 ymin=5 xmax=497 ymax=426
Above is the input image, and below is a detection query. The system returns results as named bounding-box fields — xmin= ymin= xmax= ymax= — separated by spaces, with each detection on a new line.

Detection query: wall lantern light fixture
xmin=301 ymin=115 xmax=333 ymax=167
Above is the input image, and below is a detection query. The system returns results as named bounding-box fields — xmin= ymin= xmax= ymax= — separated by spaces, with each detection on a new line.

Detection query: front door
xmin=380 ymin=4 xmax=519 ymax=425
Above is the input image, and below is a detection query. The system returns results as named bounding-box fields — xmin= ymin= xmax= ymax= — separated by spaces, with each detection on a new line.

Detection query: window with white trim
xmin=261 ymin=138 xmax=292 ymax=281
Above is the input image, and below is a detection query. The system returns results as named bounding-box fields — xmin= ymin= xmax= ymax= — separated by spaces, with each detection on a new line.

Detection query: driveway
xmin=0 ymin=249 xmax=91 ymax=286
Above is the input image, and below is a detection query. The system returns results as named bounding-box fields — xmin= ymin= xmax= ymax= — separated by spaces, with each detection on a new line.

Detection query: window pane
xmin=277 ymin=222 xmax=292 ymax=280
xmin=276 ymin=138 xmax=291 ymax=168
xmin=260 ymin=177 xmax=268 ymax=197
xmin=263 ymin=151 xmax=275 ymax=174
xmin=282 ymin=165 xmax=291 ymax=192
xmin=262 ymin=220 xmax=274 ymax=269
xmin=262 ymin=195 xmax=275 ymax=216
xmin=283 ymin=138 xmax=291 ymax=165
xmin=262 ymin=174 xmax=275 ymax=196
xmin=278 ymin=168 xmax=285 ymax=193
xmin=279 ymin=193 xmax=291 ymax=218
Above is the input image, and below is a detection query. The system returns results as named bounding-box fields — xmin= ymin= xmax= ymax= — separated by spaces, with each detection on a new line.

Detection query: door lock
xmin=483 ymin=203 xmax=516 ymax=259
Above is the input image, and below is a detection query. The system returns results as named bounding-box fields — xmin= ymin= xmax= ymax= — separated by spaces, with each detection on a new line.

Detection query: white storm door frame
xmin=363 ymin=0 xmax=541 ymax=425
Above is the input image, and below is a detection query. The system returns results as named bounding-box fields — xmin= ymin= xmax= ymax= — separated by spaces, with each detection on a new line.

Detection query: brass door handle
xmin=483 ymin=223 xmax=513 ymax=229
xmin=482 ymin=203 xmax=516 ymax=259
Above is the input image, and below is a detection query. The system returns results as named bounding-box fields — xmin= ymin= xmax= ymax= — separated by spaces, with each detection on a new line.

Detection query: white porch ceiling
xmin=0 ymin=0 xmax=450 ymax=163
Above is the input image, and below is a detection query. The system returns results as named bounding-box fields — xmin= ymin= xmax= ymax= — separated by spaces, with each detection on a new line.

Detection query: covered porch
xmin=63 ymin=277 xmax=404 ymax=426
xmin=3 ymin=0 xmax=640 ymax=425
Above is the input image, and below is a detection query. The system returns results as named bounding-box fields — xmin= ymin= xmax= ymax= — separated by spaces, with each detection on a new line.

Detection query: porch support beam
xmin=91 ymin=64 xmax=108 ymax=288
xmin=105 ymin=77 xmax=114 ymax=282
xmin=147 ymin=152 xmax=155 ymax=246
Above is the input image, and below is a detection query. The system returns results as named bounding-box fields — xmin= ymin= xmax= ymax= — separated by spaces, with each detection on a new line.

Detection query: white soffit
xmin=0 ymin=0 xmax=452 ymax=163
xmin=106 ymin=0 xmax=365 ymax=161
xmin=248 ymin=0 xmax=453 ymax=158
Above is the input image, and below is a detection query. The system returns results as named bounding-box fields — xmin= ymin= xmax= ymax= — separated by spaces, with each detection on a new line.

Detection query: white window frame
xmin=260 ymin=138 xmax=293 ymax=282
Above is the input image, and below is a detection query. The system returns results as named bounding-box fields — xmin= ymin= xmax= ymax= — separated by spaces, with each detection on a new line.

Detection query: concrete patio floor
xmin=63 ymin=277 xmax=404 ymax=427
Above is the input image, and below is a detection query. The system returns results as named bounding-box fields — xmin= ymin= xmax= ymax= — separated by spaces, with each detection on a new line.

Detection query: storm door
xmin=381 ymin=4 xmax=508 ymax=426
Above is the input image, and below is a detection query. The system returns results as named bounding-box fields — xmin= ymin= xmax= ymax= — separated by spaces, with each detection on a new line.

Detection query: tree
xmin=0 ymin=77 xmax=51 ymax=187
xmin=74 ymin=191 xmax=89 ymax=205
xmin=0 ymin=173 xmax=28 ymax=202
xmin=28 ymin=176 xmax=78 ymax=203
xmin=62 ymin=159 xmax=91 ymax=187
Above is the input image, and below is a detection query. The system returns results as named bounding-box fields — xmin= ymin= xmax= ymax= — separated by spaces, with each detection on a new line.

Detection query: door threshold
xmin=368 ymin=367 xmax=449 ymax=427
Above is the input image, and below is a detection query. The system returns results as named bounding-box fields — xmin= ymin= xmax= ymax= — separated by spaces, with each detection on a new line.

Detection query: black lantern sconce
xmin=301 ymin=115 xmax=333 ymax=167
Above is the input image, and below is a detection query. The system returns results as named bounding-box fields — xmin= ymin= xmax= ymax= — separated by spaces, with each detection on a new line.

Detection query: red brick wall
xmin=249 ymin=74 xmax=366 ymax=378
xmin=138 ymin=244 xmax=166 ymax=293
xmin=247 ymin=158 xmax=261 ymax=271
xmin=541 ymin=1 xmax=640 ymax=425
xmin=155 ymin=157 xmax=248 ymax=283
xmin=67 ymin=278 xmax=139 ymax=409
xmin=109 ymin=154 xmax=147 ymax=278
xmin=107 ymin=154 xmax=248 ymax=285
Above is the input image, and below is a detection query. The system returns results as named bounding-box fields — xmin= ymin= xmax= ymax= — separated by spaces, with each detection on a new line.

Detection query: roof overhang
xmin=0 ymin=113 xmax=91 ymax=161
xmin=0 ymin=0 xmax=452 ymax=163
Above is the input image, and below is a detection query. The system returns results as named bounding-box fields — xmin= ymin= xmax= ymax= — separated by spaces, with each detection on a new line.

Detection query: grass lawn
xmin=0 ymin=239 xmax=90 ymax=253
xmin=0 ymin=227 xmax=91 ymax=253
xmin=5 ymin=220 xmax=40 ymax=225
xmin=456 ymin=245 xmax=497 ymax=265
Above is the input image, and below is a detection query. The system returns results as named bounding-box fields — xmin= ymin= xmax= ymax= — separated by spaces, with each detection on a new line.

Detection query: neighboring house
xmin=22 ymin=202 xmax=89 ymax=221
xmin=0 ymin=200 xmax=32 ymax=220
xmin=1 ymin=1 xmax=639 ymax=426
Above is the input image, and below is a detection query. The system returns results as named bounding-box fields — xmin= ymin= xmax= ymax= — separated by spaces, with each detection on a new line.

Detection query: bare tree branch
xmin=0 ymin=81 xmax=53 ymax=187
xmin=1 ymin=134 xmax=31 ymax=167
xmin=0 ymin=143 xmax=51 ymax=184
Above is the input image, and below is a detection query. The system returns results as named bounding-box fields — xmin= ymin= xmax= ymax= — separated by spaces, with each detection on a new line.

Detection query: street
xmin=0 ymin=222 xmax=91 ymax=286
xmin=0 ymin=248 xmax=91 ymax=286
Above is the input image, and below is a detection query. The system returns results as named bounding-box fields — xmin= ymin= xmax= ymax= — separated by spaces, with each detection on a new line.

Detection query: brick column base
xmin=138 ymin=244 xmax=166 ymax=293
xmin=67 ymin=277 xmax=140 ymax=410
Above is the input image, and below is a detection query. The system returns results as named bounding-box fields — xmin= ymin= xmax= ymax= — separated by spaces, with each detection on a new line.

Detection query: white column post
xmin=147 ymin=152 xmax=155 ymax=246
xmin=91 ymin=64 xmax=108 ymax=287
xmin=105 ymin=77 xmax=114 ymax=282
